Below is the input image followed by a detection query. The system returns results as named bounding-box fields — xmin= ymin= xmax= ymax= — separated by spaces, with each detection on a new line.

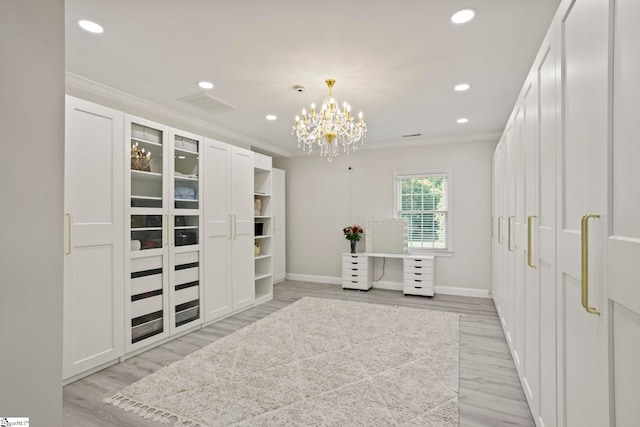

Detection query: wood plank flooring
xmin=63 ymin=281 xmax=534 ymax=426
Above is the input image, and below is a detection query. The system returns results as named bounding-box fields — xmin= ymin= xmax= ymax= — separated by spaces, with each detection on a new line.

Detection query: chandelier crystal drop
xmin=292 ymin=79 xmax=367 ymax=161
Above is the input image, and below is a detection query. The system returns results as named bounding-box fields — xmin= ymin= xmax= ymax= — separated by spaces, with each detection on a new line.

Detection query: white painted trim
xmin=65 ymin=72 xmax=291 ymax=158
xmin=285 ymin=273 xmax=341 ymax=285
xmin=286 ymin=273 xmax=490 ymax=298
xmin=372 ymin=281 xmax=403 ymax=291
xmin=289 ymin=132 xmax=501 ymax=156
xmin=436 ymin=286 xmax=491 ymax=298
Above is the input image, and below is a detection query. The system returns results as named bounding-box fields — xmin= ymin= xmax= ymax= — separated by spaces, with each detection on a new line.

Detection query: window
xmin=395 ymin=171 xmax=450 ymax=250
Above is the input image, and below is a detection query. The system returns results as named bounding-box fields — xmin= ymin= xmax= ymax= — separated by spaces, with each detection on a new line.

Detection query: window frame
xmin=393 ymin=169 xmax=453 ymax=255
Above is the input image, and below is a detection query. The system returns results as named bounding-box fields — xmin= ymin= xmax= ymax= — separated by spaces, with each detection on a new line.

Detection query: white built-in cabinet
xmin=492 ymin=0 xmax=640 ymax=425
xmin=608 ymin=0 xmax=640 ymax=424
xmin=63 ymin=96 xmax=124 ymax=381
xmin=125 ymin=116 xmax=204 ymax=354
xmin=64 ymin=96 xmax=279 ymax=381
xmin=272 ymin=168 xmax=286 ymax=283
xmin=202 ymin=138 xmax=255 ymax=322
xmin=254 ymin=154 xmax=274 ymax=304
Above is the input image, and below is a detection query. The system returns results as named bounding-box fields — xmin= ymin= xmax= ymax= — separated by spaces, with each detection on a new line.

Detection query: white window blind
xmin=396 ymin=173 xmax=449 ymax=250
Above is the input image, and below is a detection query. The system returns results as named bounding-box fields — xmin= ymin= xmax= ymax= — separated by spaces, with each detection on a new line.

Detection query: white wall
xmin=275 ymin=139 xmax=497 ymax=294
xmin=0 ymin=1 xmax=64 ymax=425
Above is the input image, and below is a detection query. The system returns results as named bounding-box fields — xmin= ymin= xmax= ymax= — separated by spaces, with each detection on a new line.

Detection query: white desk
xmin=341 ymin=252 xmax=435 ymax=296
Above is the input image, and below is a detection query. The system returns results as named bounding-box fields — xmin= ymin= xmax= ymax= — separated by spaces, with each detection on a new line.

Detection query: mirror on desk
xmin=364 ymin=218 xmax=408 ymax=254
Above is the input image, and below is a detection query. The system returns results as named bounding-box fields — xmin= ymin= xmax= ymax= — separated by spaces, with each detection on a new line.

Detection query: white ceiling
xmin=65 ymin=0 xmax=560 ymax=157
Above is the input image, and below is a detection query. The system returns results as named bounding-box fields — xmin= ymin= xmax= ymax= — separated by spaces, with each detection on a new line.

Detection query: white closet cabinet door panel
xmin=558 ymin=0 xmax=609 ymax=425
xmin=513 ymin=102 xmax=526 ymax=373
xmin=522 ymin=75 xmax=541 ymax=417
xmin=504 ymin=121 xmax=517 ymax=349
xmin=203 ymin=139 xmax=232 ymax=321
xmin=63 ymin=96 xmax=124 ymax=379
xmin=231 ymin=147 xmax=254 ymax=309
xmin=609 ymin=0 xmax=640 ymax=423
xmin=536 ymin=37 xmax=558 ymax=427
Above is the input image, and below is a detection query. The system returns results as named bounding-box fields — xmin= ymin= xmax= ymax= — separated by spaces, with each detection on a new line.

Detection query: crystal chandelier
xmin=292 ymin=79 xmax=367 ymax=161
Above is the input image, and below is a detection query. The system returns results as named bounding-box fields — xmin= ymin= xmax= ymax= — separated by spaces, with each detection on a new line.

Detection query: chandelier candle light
xmin=292 ymin=79 xmax=367 ymax=161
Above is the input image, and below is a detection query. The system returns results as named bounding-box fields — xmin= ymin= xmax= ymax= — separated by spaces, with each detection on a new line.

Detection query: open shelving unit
xmin=253 ymin=153 xmax=273 ymax=304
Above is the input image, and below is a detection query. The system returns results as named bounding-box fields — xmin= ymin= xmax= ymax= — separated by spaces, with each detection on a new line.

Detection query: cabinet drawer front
xmin=174 ymin=285 xmax=199 ymax=306
xmin=131 ymin=273 xmax=163 ymax=296
xmin=403 ymin=285 xmax=435 ymax=296
xmin=342 ymin=254 xmax=368 ymax=264
xmin=342 ymin=270 xmax=368 ymax=280
xmin=175 ymin=266 xmax=199 ymax=285
xmin=403 ymin=264 xmax=433 ymax=274
xmin=131 ymin=294 xmax=163 ymax=318
xmin=403 ymin=277 xmax=433 ymax=287
xmin=404 ymin=256 xmax=434 ymax=264
xmin=342 ymin=261 xmax=368 ymax=270
xmin=131 ymin=255 xmax=163 ymax=273
xmin=174 ymin=251 xmax=199 ymax=266
xmin=342 ymin=279 xmax=371 ymax=290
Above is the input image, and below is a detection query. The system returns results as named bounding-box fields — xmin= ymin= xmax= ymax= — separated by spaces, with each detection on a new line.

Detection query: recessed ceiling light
xmin=78 ymin=20 xmax=104 ymax=34
xmin=454 ymin=83 xmax=471 ymax=92
xmin=265 ymin=115 xmax=277 ymax=121
xmin=198 ymin=81 xmax=214 ymax=89
xmin=451 ymin=9 xmax=475 ymax=24
xmin=457 ymin=118 xmax=469 ymax=124
xmin=177 ymin=155 xmax=186 ymax=159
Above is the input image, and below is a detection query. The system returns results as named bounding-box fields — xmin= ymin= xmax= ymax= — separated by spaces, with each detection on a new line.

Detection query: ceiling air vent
xmin=178 ymin=93 xmax=237 ymax=114
xmin=402 ymin=133 xmax=422 ymax=138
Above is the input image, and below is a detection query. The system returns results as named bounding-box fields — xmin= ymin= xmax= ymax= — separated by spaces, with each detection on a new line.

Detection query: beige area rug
xmin=105 ymin=297 xmax=460 ymax=426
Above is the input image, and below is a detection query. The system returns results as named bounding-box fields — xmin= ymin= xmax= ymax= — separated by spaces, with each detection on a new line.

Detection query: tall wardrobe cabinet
xmin=202 ymin=138 xmax=255 ymax=322
xmin=63 ymin=97 xmax=124 ymax=380
xmin=492 ymin=0 xmax=640 ymax=425
xmin=124 ymin=116 xmax=205 ymax=354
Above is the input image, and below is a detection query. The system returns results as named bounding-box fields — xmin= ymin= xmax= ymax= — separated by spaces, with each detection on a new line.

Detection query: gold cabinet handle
xmin=527 ymin=215 xmax=537 ymax=269
xmin=508 ymin=216 xmax=515 ymax=252
xmin=498 ymin=216 xmax=502 ymax=243
xmin=66 ymin=213 xmax=71 ymax=255
xmin=581 ymin=214 xmax=601 ymax=315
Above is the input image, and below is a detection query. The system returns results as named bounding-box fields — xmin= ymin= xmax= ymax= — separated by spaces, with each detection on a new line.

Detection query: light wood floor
xmin=63 ymin=281 xmax=534 ymax=426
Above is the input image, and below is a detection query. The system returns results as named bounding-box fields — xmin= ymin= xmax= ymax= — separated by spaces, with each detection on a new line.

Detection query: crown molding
xmin=65 ymin=72 xmax=291 ymax=158
xmin=287 ymin=131 xmax=501 ymax=157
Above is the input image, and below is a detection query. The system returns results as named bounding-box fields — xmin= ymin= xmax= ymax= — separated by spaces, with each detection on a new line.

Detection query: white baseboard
xmin=285 ymin=273 xmax=341 ymax=285
xmin=285 ymin=273 xmax=490 ymax=298
xmin=435 ymin=286 xmax=491 ymax=298
xmin=372 ymin=281 xmax=403 ymax=291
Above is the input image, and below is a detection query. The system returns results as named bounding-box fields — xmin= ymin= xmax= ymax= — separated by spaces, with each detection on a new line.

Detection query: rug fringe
xmin=103 ymin=393 xmax=203 ymax=426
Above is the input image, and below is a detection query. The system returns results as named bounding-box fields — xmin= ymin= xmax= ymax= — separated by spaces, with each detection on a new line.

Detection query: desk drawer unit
xmin=403 ymin=256 xmax=435 ymax=296
xmin=342 ymin=254 xmax=373 ymax=290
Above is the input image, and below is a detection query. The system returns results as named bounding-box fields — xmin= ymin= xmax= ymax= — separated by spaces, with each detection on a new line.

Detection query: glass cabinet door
xmin=130 ymin=122 xmax=164 ymax=208
xmin=173 ymin=135 xmax=199 ymax=210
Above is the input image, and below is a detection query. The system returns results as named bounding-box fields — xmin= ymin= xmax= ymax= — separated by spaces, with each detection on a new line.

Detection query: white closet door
xmin=63 ymin=96 xmax=124 ymax=379
xmin=203 ymin=139 xmax=232 ymax=321
xmin=609 ymin=0 xmax=640 ymax=424
xmin=504 ymin=122 xmax=517 ymax=349
xmin=557 ymin=0 xmax=609 ymax=425
xmin=521 ymin=75 xmax=541 ymax=417
xmin=493 ymin=142 xmax=506 ymax=324
xmin=536 ymin=35 xmax=559 ymax=427
xmin=513 ymin=103 xmax=526 ymax=373
xmin=231 ymin=147 xmax=255 ymax=310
